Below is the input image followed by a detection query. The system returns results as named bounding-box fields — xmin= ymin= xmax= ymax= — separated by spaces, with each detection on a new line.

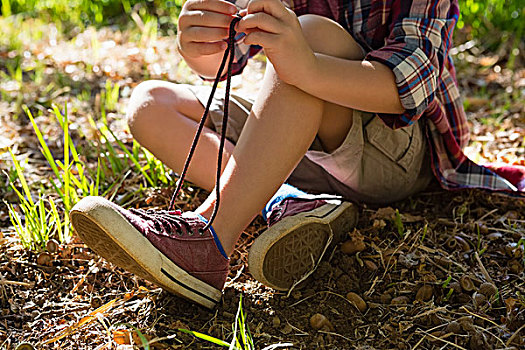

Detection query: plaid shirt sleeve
xmin=365 ymin=0 xmax=459 ymax=129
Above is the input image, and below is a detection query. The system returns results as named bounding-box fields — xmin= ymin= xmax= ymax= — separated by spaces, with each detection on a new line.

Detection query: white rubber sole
xmin=70 ymin=196 xmax=222 ymax=309
xmin=248 ymin=201 xmax=358 ymax=290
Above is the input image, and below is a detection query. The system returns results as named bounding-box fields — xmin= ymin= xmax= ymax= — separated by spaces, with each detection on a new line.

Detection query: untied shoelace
xmin=167 ymin=14 xmax=243 ymax=232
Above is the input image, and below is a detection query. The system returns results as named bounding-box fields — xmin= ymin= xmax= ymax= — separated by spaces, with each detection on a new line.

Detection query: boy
xmin=70 ymin=0 xmax=523 ymax=308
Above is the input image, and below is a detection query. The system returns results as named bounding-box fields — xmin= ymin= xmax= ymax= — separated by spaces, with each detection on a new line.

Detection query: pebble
xmin=473 ymin=292 xmax=487 ymax=308
xmin=341 ymin=239 xmax=366 ymax=255
xmin=445 ymin=320 xmax=461 ymax=334
xmin=391 ymin=296 xmax=410 ymax=305
xmin=448 ymin=281 xmax=462 ymax=293
xmin=272 ymin=316 xmax=281 ymax=328
xmin=380 ymin=293 xmax=392 ymax=304
xmin=415 ymin=285 xmax=433 ymax=302
xmin=364 ymin=260 xmax=378 ymax=271
xmin=36 ymin=252 xmax=53 ymax=266
xmin=280 ymin=323 xmax=293 ymax=335
xmin=309 ymin=313 xmax=334 ymax=332
xmin=346 ymin=292 xmax=367 ymax=313
xmin=479 ymin=282 xmax=498 ymax=298
xmin=90 ymin=297 xmax=103 ymax=309
xmin=486 ymin=232 xmax=503 ymax=240
xmin=45 ymin=239 xmax=60 ymax=253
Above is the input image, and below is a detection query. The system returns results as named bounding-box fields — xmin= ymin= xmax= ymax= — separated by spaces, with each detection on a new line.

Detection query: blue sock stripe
xmin=196 ymin=214 xmax=228 ymax=259
xmin=261 ymin=183 xmax=306 ymax=220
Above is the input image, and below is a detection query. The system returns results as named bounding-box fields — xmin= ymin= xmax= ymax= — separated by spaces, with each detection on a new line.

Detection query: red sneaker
xmin=70 ymin=196 xmax=228 ymax=309
xmin=249 ymin=196 xmax=358 ymax=290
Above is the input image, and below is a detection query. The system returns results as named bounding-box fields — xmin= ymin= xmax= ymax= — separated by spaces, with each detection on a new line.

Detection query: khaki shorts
xmin=188 ymin=85 xmax=433 ymax=204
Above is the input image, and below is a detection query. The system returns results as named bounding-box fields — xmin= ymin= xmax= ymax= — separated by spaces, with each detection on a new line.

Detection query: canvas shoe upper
xmin=70 ymin=196 xmax=228 ymax=309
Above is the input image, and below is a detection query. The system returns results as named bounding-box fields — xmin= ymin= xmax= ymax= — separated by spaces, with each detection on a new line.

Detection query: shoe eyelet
xmin=176 ymin=231 xmax=184 ymax=237
xmin=198 ymin=228 xmax=205 ymax=235
xmin=188 ymin=230 xmax=194 ymax=236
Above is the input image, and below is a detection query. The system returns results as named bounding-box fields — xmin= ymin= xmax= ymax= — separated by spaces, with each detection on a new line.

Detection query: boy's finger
xmin=179 ymin=10 xmax=236 ymax=29
xmin=246 ymin=0 xmax=288 ymax=19
xmin=184 ymin=42 xmax=228 ymax=56
xmin=243 ymin=31 xmax=279 ymax=48
xmin=184 ymin=27 xmax=230 ymax=42
xmin=237 ymin=12 xmax=282 ymax=34
xmin=185 ymin=0 xmax=238 ymax=15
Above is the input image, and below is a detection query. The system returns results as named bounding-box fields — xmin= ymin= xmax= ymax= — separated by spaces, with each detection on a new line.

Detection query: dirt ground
xmin=1 ymin=22 xmax=524 ymax=349
xmin=2 ymin=187 xmax=525 ymax=349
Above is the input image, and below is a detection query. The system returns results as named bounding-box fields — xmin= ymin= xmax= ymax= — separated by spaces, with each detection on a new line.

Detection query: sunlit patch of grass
xmin=6 ymin=150 xmax=65 ymax=249
xmin=101 ymin=79 xmax=120 ymax=116
xmin=180 ymin=295 xmax=293 ymax=349
xmin=7 ymin=99 xmax=174 ymax=249
xmin=179 ymin=295 xmax=255 ymax=349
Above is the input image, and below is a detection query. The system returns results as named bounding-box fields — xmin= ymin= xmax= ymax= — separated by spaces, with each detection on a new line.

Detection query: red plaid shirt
xmin=226 ymin=0 xmax=525 ymax=194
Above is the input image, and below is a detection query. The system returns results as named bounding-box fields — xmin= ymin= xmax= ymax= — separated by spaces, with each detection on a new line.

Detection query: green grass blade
xmin=63 ymin=104 xmax=71 ymax=210
xmin=9 ymin=149 xmax=34 ymax=206
xmin=38 ymin=195 xmax=46 ymax=246
xmin=1 ymin=0 xmax=12 ymax=16
xmin=24 ymin=106 xmax=62 ymax=180
xmin=49 ymin=197 xmax=64 ymax=243
xmin=87 ymin=115 xmax=123 ymax=174
xmin=230 ymin=296 xmax=242 ymax=350
xmin=94 ymin=158 xmax=101 ymax=196
xmin=7 ymin=203 xmax=31 ymax=249
xmin=107 ymin=128 xmax=154 ymax=186
xmin=178 ymin=329 xmax=231 ymax=348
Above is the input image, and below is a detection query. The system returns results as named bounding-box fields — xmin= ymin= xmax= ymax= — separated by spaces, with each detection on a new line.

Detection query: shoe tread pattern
xmin=262 ymin=223 xmax=329 ymax=289
xmin=72 ymin=214 xmax=166 ymax=289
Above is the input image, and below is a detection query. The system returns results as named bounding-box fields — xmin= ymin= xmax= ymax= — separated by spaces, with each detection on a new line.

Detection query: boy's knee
xmin=127 ymin=80 xmax=178 ymax=134
xmin=127 ymin=80 xmax=156 ymax=130
xmin=298 ymin=14 xmax=364 ymax=60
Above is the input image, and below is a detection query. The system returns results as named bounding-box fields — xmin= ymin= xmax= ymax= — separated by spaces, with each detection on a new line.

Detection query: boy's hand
xmin=237 ymin=0 xmax=316 ymax=86
xmin=177 ymin=0 xmax=239 ymax=58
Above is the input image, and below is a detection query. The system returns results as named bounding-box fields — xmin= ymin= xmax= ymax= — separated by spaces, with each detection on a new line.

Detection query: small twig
xmin=318 ymin=330 xmax=354 ymax=342
xmin=472 ymin=324 xmax=506 ymax=348
xmin=284 ymin=321 xmax=308 ymax=336
xmin=460 ymin=306 xmax=506 ymax=331
xmin=413 ymin=306 xmax=448 ymax=319
xmin=0 ymin=280 xmax=34 ymax=287
xmin=364 ymin=276 xmax=380 ymax=297
xmin=506 ymin=323 xmax=525 ymax=347
xmin=224 ymin=265 xmax=244 ymax=287
xmin=412 ymin=324 xmax=449 ymax=350
xmin=417 ymin=330 xmax=467 ymax=350
xmin=474 ymin=252 xmax=494 ymax=284
xmin=477 ymin=208 xmax=498 ymax=222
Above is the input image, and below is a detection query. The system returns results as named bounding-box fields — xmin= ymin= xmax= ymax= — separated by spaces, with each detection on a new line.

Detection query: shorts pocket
xmin=364 ymin=116 xmax=420 ymax=173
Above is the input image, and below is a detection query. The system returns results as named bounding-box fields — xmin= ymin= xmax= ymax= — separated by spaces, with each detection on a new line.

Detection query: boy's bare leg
xmin=128 ymin=15 xmax=364 ymax=256
xmin=127 ymin=81 xmax=233 ymax=192
xmin=196 ymin=15 xmax=364 ymax=255
xmin=196 ymin=63 xmax=324 ymax=255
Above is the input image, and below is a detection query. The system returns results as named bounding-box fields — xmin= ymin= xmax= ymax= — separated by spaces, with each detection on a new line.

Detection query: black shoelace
xmin=167 ymin=14 xmax=243 ymax=231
